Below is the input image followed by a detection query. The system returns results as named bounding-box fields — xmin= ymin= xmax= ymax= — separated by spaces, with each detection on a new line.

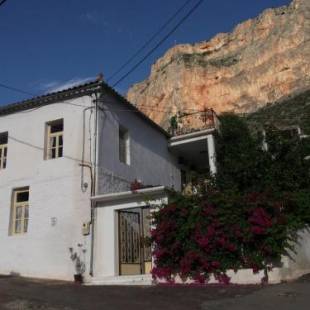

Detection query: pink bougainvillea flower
xmin=217 ymin=237 xmax=226 ymax=247
xmin=193 ymin=273 xmax=206 ymax=284
xmin=211 ymin=261 xmax=220 ymax=269
xmin=249 ymin=208 xmax=272 ymax=228
xmin=207 ymin=226 xmax=216 ymax=237
xmin=215 ymin=273 xmax=231 ymax=285
xmin=251 ymin=226 xmax=266 ymax=235
xmin=151 ymin=267 xmax=172 ymax=280
xmin=203 ymin=204 xmax=216 ymax=216
xmin=153 ymin=248 xmax=168 ymax=259
xmin=226 ymin=243 xmax=237 ymax=252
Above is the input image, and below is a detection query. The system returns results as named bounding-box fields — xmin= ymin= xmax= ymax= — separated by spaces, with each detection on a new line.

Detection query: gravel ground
xmin=0 ymin=275 xmax=309 ymax=310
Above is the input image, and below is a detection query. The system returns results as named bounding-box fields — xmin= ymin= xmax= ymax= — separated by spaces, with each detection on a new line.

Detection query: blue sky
xmin=0 ymin=0 xmax=290 ymax=105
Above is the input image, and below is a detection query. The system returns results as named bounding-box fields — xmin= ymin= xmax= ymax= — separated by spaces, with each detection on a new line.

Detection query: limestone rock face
xmin=127 ymin=0 xmax=310 ymax=129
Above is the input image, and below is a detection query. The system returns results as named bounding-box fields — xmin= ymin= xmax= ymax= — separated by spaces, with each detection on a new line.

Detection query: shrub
xmin=152 ymin=189 xmax=310 ymax=284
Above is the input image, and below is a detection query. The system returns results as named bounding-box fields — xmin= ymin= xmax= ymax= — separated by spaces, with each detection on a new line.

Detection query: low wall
xmin=156 ymin=229 xmax=310 ymax=285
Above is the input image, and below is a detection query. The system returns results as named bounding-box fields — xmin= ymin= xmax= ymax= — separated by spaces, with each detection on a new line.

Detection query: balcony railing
xmin=169 ymin=109 xmax=219 ymax=136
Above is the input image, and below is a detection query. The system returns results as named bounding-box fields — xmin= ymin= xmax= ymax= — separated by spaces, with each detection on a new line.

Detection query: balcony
xmin=168 ymin=109 xmax=219 ymax=176
xmin=168 ymin=109 xmax=219 ymax=137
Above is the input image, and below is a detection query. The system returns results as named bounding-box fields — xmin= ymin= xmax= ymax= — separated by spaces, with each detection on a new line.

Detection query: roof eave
xmin=0 ymin=79 xmax=169 ymax=138
xmin=0 ymin=81 xmax=102 ymax=116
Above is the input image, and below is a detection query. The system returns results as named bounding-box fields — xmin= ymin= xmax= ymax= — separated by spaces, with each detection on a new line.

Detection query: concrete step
xmin=85 ymin=274 xmax=153 ymax=286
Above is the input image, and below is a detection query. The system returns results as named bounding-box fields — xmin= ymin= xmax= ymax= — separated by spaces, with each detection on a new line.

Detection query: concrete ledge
xmin=91 ymin=186 xmax=166 ymax=205
xmin=85 ymin=274 xmax=153 ymax=286
xmin=169 ymin=129 xmax=215 ymax=148
xmin=155 ymin=268 xmax=310 ymax=285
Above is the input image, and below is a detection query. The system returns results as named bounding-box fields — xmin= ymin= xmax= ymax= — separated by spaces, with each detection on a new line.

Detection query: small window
xmin=0 ymin=132 xmax=8 ymax=170
xmin=45 ymin=119 xmax=63 ymax=159
xmin=119 ymin=126 xmax=130 ymax=165
xmin=11 ymin=187 xmax=30 ymax=235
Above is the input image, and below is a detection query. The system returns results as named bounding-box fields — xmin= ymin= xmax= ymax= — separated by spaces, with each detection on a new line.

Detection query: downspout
xmin=81 ymin=106 xmax=95 ymax=192
xmin=89 ymin=91 xmax=100 ymax=276
xmin=79 ymin=91 xmax=100 ymax=277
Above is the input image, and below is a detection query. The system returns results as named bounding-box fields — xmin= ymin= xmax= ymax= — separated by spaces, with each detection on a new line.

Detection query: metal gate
xmin=118 ymin=208 xmax=152 ymax=275
xmin=119 ymin=211 xmax=142 ymax=275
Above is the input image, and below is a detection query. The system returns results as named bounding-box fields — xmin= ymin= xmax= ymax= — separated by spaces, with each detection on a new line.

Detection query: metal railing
xmin=169 ymin=109 xmax=219 ymax=136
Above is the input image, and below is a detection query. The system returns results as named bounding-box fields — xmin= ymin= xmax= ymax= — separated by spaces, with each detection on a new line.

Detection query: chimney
xmin=96 ymin=73 xmax=104 ymax=81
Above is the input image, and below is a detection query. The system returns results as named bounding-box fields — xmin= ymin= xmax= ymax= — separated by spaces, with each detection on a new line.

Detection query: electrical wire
xmin=0 ymin=1 xmax=203 ymax=95
xmin=1 ymin=80 xmax=310 ymax=120
xmin=0 ymin=80 xmax=100 ymax=117
xmin=107 ymin=0 xmax=193 ymax=82
xmin=0 ymin=80 xmax=197 ymax=115
xmin=112 ymin=0 xmax=205 ymax=87
xmin=1 ymin=0 xmax=308 ymax=120
xmin=0 ymin=82 xmax=34 ymax=97
xmin=0 ymin=0 xmax=7 ymax=8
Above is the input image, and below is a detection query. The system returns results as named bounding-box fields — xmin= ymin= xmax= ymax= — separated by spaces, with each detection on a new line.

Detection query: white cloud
xmin=80 ymin=11 xmax=110 ymax=28
xmin=40 ymin=77 xmax=94 ymax=93
xmin=82 ymin=12 xmax=98 ymax=24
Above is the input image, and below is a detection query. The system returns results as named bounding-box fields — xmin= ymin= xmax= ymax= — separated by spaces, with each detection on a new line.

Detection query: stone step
xmin=85 ymin=274 xmax=153 ymax=286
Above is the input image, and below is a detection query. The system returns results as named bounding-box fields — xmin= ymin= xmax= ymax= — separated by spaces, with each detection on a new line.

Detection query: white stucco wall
xmin=271 ymin=229 xmax=310 ymax=282
xmin=96 ymin=92 xmax=181 ymax=194
xmin=92 ymin=192 xmax=167 ymax=279
xmin=0 ymin=90 xmax=181 ymax=282
xmin=0 ymin=96 xmax=95 ymax=281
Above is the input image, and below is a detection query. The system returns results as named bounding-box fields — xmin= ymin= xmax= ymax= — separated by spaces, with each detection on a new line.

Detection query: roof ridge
xmin=0 ymin=79 xmax=102 ymax=111
xmin=0 ymin=78 xmax=169 ymax=137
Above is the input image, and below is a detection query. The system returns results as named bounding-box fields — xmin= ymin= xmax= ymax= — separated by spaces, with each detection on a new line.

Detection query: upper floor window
xmin=119 ymin=126 xmax=130 ymax=165
xmin=11 ymin=187 xmax=29 ymax=235
xmin=45 ymin=119 xmax=63 ymax=160
xmin=0 ymin=132 xmax=8 ymax=170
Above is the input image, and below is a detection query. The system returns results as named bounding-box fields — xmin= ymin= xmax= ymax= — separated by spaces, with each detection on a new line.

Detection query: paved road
xmin=0 ymin=275 xmax=309 ymax=310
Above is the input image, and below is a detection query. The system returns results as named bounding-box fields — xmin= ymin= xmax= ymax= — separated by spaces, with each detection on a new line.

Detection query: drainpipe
xmin=81 ymin=106 xmax=95 ymax=192
xmin=79 ymin=92 xmax=100 ymax=277
xmin=89 ymin=91 xmax=100 ymax=277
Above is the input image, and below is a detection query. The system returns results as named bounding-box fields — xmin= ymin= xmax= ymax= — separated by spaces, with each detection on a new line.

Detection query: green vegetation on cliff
xmin=247 ymin=90 xmax=310 ymax=135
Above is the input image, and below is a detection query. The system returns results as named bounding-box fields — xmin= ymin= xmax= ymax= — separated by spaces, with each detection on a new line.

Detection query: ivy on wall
xmin=151 ymin=114 xmax=310 ymax=284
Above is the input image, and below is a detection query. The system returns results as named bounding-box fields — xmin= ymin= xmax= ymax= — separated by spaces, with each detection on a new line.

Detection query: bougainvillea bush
xmin=151 ymin=114 xmax=310 ymax=284
xmin=151 ymin=190 xmax=310 ymax=284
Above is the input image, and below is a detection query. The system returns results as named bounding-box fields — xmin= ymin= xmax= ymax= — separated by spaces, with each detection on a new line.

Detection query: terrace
xmin=168 ymin=109 xmax=220 ymax=185
xmin=168 ymin=109 xmax=219 ymax=137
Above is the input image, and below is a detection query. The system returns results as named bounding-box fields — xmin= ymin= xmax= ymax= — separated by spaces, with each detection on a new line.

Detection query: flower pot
xmin=74 ymin=274 xmax=83 ymax=284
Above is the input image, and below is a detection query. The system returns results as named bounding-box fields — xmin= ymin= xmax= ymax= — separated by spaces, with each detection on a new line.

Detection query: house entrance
xmin=118 ymin=207 xmax=152 ymax=276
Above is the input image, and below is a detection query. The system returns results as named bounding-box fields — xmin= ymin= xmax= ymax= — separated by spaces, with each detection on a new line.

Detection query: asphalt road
xmin=0 ymin=275 xmax=309 ymax=310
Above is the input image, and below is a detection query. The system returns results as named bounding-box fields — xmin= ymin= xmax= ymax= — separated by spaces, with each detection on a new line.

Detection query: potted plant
xmin=130 ymin=179 xmax=143 ymax=192
xmin=69 ymin=244 xmax=86 ymax=284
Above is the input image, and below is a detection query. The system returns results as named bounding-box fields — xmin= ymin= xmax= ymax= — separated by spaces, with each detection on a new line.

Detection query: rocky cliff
xmin=127 ymin=0 xmax=310 ymax=129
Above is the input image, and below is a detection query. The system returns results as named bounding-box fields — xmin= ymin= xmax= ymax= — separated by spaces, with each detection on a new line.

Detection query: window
xmin=45 ymin=119 xmax=63 ymax=159
xmin=11 ymin=188 xmax=29 ymax=235
xmin=119 ymin=126 xmax=130 ymax=165
xmin=0 ymin=132 xmax=8 ymax=170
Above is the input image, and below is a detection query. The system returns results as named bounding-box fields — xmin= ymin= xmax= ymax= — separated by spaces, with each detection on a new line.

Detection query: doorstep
xmin=84 ymin=274 xmax=153 ymax=286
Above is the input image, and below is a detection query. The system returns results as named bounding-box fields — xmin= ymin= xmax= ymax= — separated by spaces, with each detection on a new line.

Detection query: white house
xmin=0 ymin=77 xmax=218 ymax=284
